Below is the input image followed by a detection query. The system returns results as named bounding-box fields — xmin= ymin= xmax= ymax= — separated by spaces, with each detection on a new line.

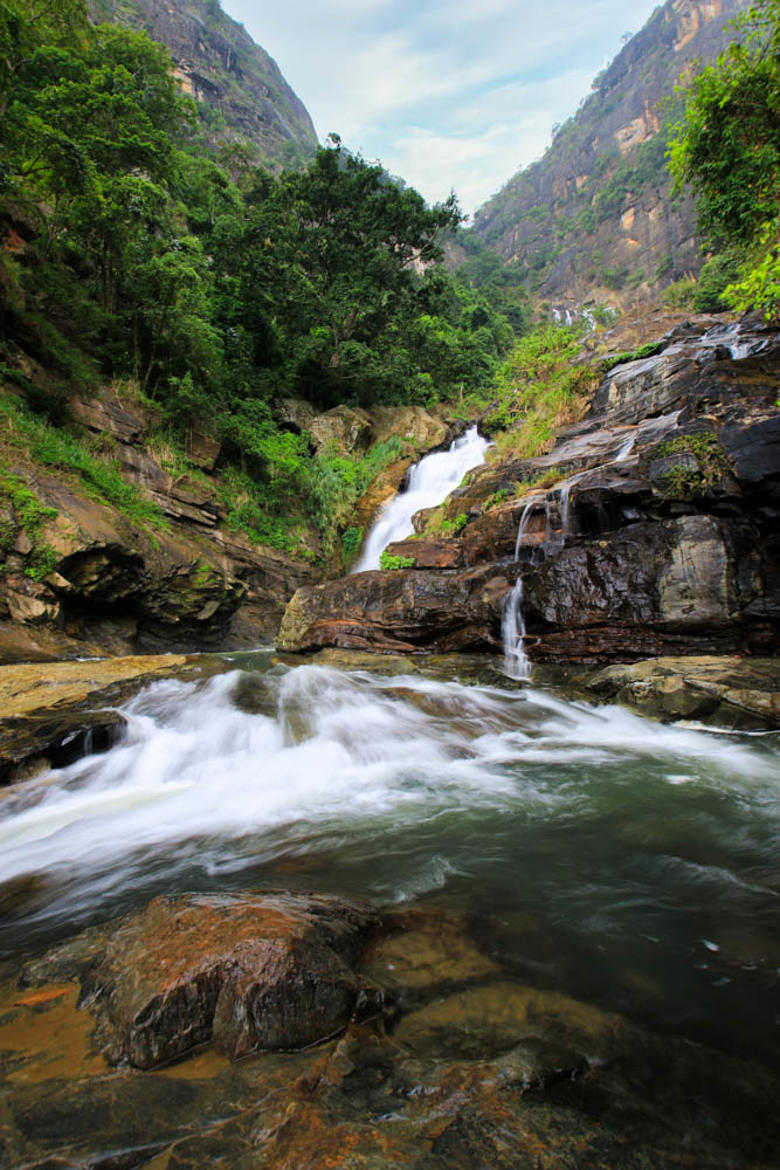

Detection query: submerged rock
xmin=76 ymin=892 xmax=378 ymax=1068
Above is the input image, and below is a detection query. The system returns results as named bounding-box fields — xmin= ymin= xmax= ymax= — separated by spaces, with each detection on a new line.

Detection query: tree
xmin=668 ymin=1 xmax=779 ymax=317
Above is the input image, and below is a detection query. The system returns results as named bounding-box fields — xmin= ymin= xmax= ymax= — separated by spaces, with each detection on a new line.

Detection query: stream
xmin=1 ymin=653 xmax=778 ymax=1075
xmin=353 ymin=424 xmax=489 ymax=570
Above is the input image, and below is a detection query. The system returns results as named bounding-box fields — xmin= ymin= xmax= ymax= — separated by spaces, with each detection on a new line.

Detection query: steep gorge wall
xmin=472 ymin=0 xmax=749 ymax=307
xmin=89 ymin=0 xmax=318 ymax=168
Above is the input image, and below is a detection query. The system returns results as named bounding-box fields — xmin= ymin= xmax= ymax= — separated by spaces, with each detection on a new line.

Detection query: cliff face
xmin=89 ymin=0 xmax=318 ymax=168
xmin=472 ymin=0 xmax=749 ymax=307
xmin=277 ymin=317 xmax=780 ymax=676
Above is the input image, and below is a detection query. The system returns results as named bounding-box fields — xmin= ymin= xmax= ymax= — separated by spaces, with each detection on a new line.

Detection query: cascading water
xmin=501 ymin=576 xmax=530 ymax=680
xmin=502 ymin=500 xmax=536 ymax=679
xmin=353 ymin=425 xmax=489 ymax=572
xmin=0 ymin=655 xmax=778 ymax=1138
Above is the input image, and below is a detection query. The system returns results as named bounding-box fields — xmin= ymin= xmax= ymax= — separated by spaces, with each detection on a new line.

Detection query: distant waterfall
xmin=353 ymin=425 xmax=489 ymax=572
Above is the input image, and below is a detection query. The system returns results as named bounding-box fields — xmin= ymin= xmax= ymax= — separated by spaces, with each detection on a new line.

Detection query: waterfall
xmin=556 ymin=470 xmax=588 ymax=544
xmin=502 ymin=576 xmax=530 ymax=680
xmin=353 ymin=425 xmax=489 ymax=572
xmin=503 ymin=502 xmax=536 ymax=680
xmin=513 ymin=498 xmax=539 ymax=559
xmin=614 ymin=431 xmax=636 ymax=462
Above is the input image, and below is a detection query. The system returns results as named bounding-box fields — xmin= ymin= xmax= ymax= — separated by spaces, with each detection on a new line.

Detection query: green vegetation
xmin=379 ymin=551 xmax=415 ymax=570
xmin=0 ymin=0 xmax=519 ymax=560
xmin=649 ymin=432 xmax=730 ymax=499
xmin=341 ymin=525 xmax=363 ymax=570
xmin=599 ymin=342 xmax=663 ymax=374
xmin=662 ymin=278 xmax=697 ymax=309
xmin=0 ymin=396 xmax=166 ymax=528
xmin=483 ymin=488 xmax=511 ymax=510
xmin=668 ymin=1 xmax=779 ymax=318
xmin=484 ymin=326 xmax=593 ymax=459
xmin=421 ymin=507 xmax=469 ymax=536
xmin=512 ymin=468 xmax=563 ymax=496
xmin=0 ymin=471 xmax=58 ymax=578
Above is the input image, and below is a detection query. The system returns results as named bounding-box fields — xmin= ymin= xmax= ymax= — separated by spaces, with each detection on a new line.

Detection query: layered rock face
xmin=0 ymin=391 xmax=315 ymax=663
xmin=472 ymin=0 xmax=748 ymax=304
xmin=89 ymin=0 xmax=318 ymax=168
xmin=278 ymin=317 xmax=779 ymax=666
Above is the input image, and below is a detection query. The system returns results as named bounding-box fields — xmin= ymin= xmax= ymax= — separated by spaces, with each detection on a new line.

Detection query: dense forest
xmin=0 ymin=0 xmax=531 ymax=557
xmin=0 ymin=0 xmax=776 ymax=565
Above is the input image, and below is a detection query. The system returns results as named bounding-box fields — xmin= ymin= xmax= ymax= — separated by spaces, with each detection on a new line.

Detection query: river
xmin=1 ymin=651 xmax=777 ymax=1077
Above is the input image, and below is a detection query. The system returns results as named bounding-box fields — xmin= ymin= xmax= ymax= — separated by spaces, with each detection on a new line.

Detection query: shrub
xmin=379 ymin=551 xmax=415 ymax=570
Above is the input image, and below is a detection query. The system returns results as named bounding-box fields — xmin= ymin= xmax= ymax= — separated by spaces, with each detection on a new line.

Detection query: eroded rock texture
xmin=278 ymin=318 xmax=779 ymax=669
xmin=75 ymin=892 xmax=378 ymax=1068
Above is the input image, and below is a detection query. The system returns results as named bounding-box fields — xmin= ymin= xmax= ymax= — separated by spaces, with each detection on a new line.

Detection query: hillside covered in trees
xmin=0 ymin=0 xmax=532 ymax=566
xmin=471 ymin=0 xmax=752 ymax=306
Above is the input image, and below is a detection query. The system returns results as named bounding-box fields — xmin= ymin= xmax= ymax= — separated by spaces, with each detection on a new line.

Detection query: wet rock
xmin=78 ymin=892 xmax=379 ymax=1068
xmin=394 ymin=981 xmax=624 ymax=1063
xmin=589 ymin=318 xmax=780 ymax=425
xmin=360 ymin=906 xmax=500 ymax=993
xmin=0 ymin=654 xmax=193 ymax=782
xmin=277 ymin=564 xmax=513 ymax=655
xmin=579 ymin=655 xmax=779 ymax=729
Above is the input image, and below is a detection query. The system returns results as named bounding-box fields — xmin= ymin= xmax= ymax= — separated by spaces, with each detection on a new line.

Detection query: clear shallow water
xmin=1 ymin=657 xmax=778 ymax=1065
xmin=353 ymin=424 xmax=489 ymax=570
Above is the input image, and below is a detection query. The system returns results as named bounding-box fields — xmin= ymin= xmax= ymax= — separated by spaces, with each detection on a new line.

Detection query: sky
xmin=222 ymin=0 xmax=661 ymax=218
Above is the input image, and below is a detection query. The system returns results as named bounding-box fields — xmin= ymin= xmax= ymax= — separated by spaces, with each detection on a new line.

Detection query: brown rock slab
xmin=79 ymin=892 xmax=379 ymax=1068
xmin=0 ymin=654 xmax=190 ymax=720
xmin=580 ymin=654 xmax=779 ymax=729
xmin=383 ymin=537 xmax=463 ymax=569
xmin=277 ymin=564 xmax=514 ymax=655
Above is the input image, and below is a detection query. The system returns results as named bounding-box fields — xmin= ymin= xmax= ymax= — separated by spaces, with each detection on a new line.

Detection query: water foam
xmin=353 ymin=425 xmax=489 ymax=571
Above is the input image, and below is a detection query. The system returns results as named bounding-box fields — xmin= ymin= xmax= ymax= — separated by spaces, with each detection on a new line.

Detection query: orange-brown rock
xmin=383 ymin=537 xmax=464 ymax=569
xmin=80 ymin=892 xmax=378 ymax=1068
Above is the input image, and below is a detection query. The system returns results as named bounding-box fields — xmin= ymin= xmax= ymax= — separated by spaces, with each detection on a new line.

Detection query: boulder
xmin=277 ymin=565 xmax=514 ymax=655
xmin=309 ymin=406 xmax=373 ymax=454
xmin=79 ymin=892 xmax=378 ymax=1068
xmin=366 ymin=405 xmax=449 ymax=451
xmin=578 ymin=655 xmax=779 ymax=729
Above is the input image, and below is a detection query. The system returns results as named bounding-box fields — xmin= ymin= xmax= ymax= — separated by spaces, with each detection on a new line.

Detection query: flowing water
xmin=353 ymin=425 xmax=489 ymax=571
xmin=1 ymin=654 xmax=778 ymax=1071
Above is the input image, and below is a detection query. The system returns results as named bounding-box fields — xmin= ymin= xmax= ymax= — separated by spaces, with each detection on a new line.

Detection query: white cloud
xmin=223 ymin=0 xmax=660 ymax=214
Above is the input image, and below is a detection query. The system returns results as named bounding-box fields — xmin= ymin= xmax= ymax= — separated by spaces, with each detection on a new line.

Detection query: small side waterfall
xmin=502 ymin=576 xmax=530 ymax=680
xmin=614 ymin=431 xmax=636 ymax=462
xmin=503 ymin=500 xmax=535 ymax=680
xmin=353 ymin=425 xmax=489 ymax=572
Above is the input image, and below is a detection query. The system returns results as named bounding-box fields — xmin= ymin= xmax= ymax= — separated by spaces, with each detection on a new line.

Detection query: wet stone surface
xmin=2 ymin=896 xmax=779 ymax=1169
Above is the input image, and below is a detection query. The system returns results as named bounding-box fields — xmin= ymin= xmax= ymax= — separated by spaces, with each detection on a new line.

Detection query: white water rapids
xmin=353 ymin=424 xmax=489 ymax=571
xmin=1 ymin=661 xmax=776 ymax=939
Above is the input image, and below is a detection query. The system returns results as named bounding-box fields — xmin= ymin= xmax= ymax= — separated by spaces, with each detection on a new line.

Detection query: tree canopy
xmin=0 ymin=0 xmax=522 ymax=558
xmin=668 ymin=0 xmax=779 ymax=317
